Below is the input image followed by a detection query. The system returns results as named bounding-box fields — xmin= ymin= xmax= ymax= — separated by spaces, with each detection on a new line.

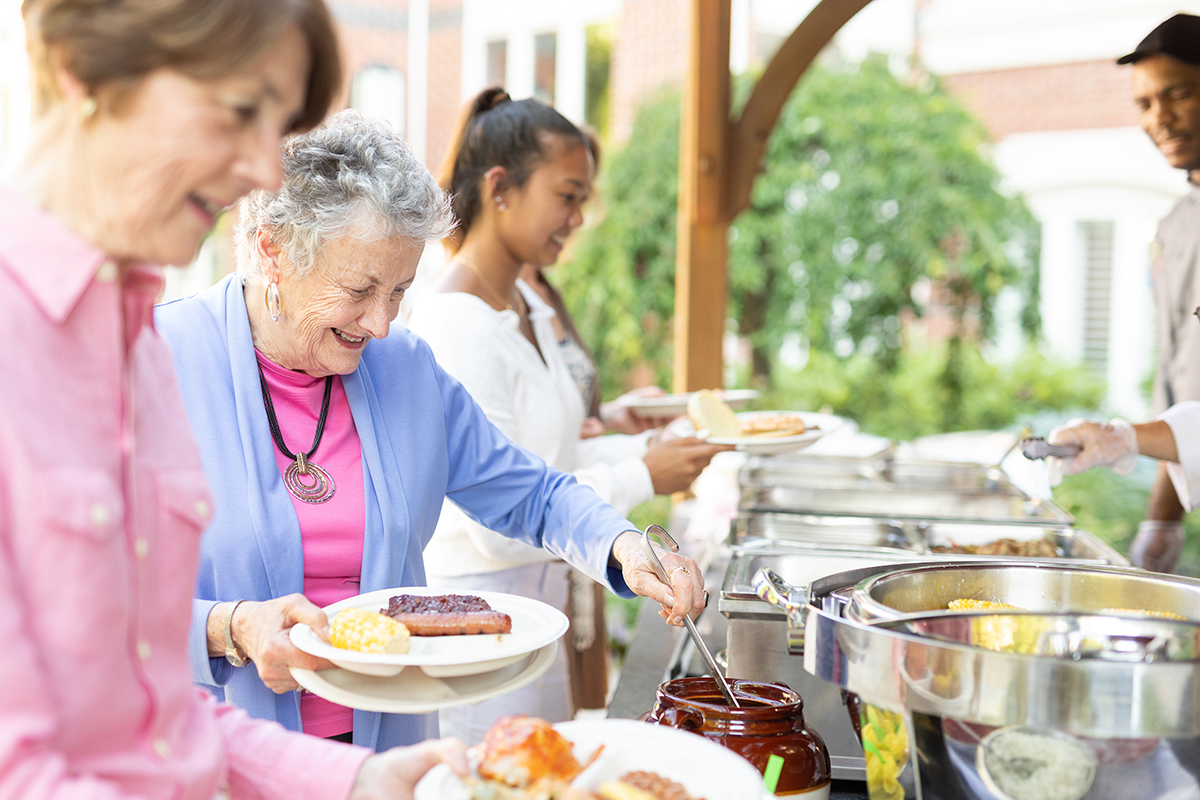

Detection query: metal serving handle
xmin=1020 ymin=437 xmax=1083 ymax=460
xmin=752 ymin=567 xmax=807 ymax=655
xmin=643 ymin=525 xmax=740 ymax=707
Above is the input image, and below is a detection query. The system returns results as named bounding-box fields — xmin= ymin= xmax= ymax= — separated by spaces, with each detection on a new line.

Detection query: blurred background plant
xmin=558 ymin=56 xmax=1187 ymax=598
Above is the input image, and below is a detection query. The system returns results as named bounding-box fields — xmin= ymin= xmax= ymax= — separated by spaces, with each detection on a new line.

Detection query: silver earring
xmin=265 ymin=281 xmax=282 ymax=322
xmin=494 ymin=195 xmax=507 ymax=212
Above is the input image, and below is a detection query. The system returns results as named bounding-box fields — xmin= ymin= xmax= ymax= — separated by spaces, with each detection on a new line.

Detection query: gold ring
xmin=673 ymin=566 xmax=690 ymax=576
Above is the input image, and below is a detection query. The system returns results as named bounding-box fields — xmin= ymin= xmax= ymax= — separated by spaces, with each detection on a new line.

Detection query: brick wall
xmin=332 ymin=0 xmax=410 ymax=110
xmin=609 ymin=0 xmax=691 ymax=143
xmin=427 ymin=0 xmax=464 ymax=176
xmin=941 ymin=59 xmax=1139 ymax=140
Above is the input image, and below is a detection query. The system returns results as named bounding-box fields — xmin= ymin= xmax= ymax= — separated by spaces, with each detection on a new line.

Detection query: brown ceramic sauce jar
xmin=643 ymin=677 xmax=832 ymax=797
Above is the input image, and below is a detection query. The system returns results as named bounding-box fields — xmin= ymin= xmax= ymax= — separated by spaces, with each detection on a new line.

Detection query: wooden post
xmin=673 ymin=0 xmax=731 ymax=393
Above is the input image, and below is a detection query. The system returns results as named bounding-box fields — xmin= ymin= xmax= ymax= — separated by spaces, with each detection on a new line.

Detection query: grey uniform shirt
xmin=1153 ymin=186 xmax=1200 ymax=414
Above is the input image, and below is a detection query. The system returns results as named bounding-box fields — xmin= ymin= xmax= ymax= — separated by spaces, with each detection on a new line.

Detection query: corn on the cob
xmin=948 ymin=599 xmax=1022 ymax=611
xmin=329 ymin=609 xmax=411 ymax=654
xmin=1100 ymin=607 xmax=1187 ymax=620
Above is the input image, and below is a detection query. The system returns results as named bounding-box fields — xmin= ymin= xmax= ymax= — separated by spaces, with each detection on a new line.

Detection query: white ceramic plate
xmin=614 ymin=388 xmax=760 ymax=417
xmin=414 ymin=719 xmax=767 ymax=800
xmin=289 ymin=587 xmax=568 ymax=677
xmin=289 ymin=641 xmax=557 ymax=714
xmin=675 ymin=410 xmax=845 ymax=456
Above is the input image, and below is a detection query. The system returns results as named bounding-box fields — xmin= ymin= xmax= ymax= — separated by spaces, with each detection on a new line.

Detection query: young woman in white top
xmin=407 ymin=88 xmax=728 ymax=741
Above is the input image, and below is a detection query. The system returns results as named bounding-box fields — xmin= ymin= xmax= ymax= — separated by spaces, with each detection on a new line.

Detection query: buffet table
xmin=606 ymin=432 xmax=1133 ymax=800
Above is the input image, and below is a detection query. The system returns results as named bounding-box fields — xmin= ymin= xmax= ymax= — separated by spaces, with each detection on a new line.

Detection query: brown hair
xmin=22 ymin=0 xmax=341 ymax=131
xmin=438 ymin=87 xmax=589 ymax=253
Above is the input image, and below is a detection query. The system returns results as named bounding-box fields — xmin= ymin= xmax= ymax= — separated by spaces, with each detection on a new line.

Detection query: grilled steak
xmin=382 ymin=593 xmax=513 ymax=635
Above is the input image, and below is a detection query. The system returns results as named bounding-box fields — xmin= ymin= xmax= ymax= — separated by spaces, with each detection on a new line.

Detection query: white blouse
xmin=408 ymin=280 xmax=653 ymax=576
xmin=1161 ymin=401 xmax=1200 ymax=511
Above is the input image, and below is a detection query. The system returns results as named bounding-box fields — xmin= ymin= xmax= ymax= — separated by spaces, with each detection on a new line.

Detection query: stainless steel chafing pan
xmin=848 ymin=561 xmax=1200 ymax=624
xmin=731 ymin=512 xmax=1127 ymax=565
xmin=742 ymin=481 xmax=1073 ymax=525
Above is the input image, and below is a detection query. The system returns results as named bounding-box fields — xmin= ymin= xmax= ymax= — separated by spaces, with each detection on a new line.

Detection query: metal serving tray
xmin=741 ymin=483 xmax=1073 ymax=525
xmin=732 ymin=512 xmax=1127 ymax=565
xmin=740 ymin=455 xmax=1014 ymax=493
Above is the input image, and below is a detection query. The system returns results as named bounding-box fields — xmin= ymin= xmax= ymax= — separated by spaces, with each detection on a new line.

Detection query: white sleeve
xmin=574 ymin=432 xmax=655 ymax=516
xmin=1160 ymin=401 xmax=1200 ymax=511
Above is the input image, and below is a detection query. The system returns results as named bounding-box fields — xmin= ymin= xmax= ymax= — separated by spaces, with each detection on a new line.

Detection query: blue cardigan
xmin=155 ymin=275 xmax=635 ymax=750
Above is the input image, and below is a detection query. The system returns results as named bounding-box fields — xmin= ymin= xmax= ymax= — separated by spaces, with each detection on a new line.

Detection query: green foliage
xmin=763 ymin=343 xmax=1104 ymax=441
xmin=584 ymin=23 xmax=615 ymax=137
xmin=557 ymin=88 xmax=682 ymax=397
xmin=556 ymin=56 xmax=1041 ymax=402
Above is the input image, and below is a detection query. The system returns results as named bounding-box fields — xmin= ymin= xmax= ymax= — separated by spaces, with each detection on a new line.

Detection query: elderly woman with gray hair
xmin=154 ymin=110 xmax=705 ymax=751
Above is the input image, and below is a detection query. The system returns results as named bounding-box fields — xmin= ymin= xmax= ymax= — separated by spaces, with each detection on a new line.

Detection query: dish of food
xmin=414 ymin=718 xmax=764 ymax=800
xmin=613 ymin=389 xmax=759 ymax=418
xmin=932 ymin=538 xmax=1060 ymax=558
xmin=288 ymin=642 xmax=557 ymax=714
xmin=328 ymin=608 xmax=412 ymax=653
xmin=384 ymin=593 xmax=513 ymax=635
xmin=290 ymin=587 xmax=568 ymax=677
xmin=671 ymin=409 xmax=841 ymax=456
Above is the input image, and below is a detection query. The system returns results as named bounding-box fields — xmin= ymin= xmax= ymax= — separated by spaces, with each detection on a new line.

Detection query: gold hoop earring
xmin=265 ymin=281 xmax=282 ymax=322
xmin=79 ymin=97 xmax=98 ymax=121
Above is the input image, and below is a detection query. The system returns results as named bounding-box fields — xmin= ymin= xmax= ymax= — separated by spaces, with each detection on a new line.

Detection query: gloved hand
xmin=1045 ymin=418 xmax=1138 ymax=486
xmin=1130 ymin=520 xmax=1185 ymax=574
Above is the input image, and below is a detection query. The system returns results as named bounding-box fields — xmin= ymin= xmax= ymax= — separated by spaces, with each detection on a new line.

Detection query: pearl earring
xmin=79 ymin=97 xmax=98 ymax=120
xmin=494 ymin=195 xmax=507 ymax=212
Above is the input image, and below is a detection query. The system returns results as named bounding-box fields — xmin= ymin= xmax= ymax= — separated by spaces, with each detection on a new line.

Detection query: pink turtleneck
xmin=257 ymin=351 xmax=365 ymax=739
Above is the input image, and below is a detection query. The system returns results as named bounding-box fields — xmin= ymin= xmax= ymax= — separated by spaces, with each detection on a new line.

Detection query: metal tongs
xmin=643 ymin=525 xmax=740 ymax=707
xmin=1019 ymin=437 xmax=1083 ymax=461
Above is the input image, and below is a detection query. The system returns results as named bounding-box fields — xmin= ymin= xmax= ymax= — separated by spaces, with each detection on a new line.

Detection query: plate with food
xmin=414 ymin=716 xmax=766 ymax=800
xmin=614 ymin=388 xmax=760 ymax=418
xmin=289 ymin=587 xmax=569 ymax=677
xmin=681 ymin=391 xmax=842 ymax=456
xmin=289 ymin=642 xmax=557 ymax=714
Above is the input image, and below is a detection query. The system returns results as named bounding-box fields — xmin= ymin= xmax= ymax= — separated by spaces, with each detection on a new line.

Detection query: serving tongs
xmin=1019 ymin=438 xmax=1082 ymax=460
xmin=643 ymin=525 xmax=740 ymax=708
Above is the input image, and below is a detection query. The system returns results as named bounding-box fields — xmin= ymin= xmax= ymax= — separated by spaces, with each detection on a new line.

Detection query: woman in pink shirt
xmin=0 ymin=1 xmax=465 ymax=798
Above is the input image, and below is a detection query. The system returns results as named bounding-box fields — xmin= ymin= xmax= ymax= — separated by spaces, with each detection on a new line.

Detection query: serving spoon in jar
xmin=643 ymin=525 xmax=741 ymax=708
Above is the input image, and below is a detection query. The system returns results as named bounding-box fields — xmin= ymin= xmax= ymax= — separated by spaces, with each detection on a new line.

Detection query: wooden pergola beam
xmin=673 ymin=0 xmax=875 ymax=392
xmin=727 ymin=0 xmax=874 ymax=219
xmin=673 ymin=0 xmax=732 ymax=393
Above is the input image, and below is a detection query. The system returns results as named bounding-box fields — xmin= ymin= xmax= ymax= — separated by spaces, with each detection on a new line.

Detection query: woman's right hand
xmin=642 ymin=436 xmax=732 ymax=495
xmin=349 ymin=738 xmax=468 ymax=800
xmin=222 ymin=595 xmax=337 ymax=693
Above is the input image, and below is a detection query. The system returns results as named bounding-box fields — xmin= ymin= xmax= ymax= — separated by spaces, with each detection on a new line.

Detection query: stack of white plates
xmin=288 ymin=587 xmax=568 ymax=713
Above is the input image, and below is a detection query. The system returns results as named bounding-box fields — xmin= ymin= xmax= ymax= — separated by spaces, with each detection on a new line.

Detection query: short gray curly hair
xmin=236 ymin=109 xmax=454 ymax=279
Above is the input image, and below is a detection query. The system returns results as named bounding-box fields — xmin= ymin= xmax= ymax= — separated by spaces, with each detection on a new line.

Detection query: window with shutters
xmin=1078 ymin=220 xmax=1114 ymax=374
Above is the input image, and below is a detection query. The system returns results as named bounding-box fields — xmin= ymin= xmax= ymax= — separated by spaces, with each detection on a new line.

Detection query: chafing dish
xmin=799 ymin=577 xmax=1200 ymax=799
xmin=742 ymin=482 xmax=1072 ymax=524
xmin=733 ymin=512 xmax=1127 ymax=566
xmin=848 ymin=561 xmax=1200 ymax=624
xmin=743 ymin=562 xmax=1200 ymax=798
xmin=739 ymin=455 xmax=1073 ymax=525
xmin=740 ymin=455 xmax=1011 ymax=493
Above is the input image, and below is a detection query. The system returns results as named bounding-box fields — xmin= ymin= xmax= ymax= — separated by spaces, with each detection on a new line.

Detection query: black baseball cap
xmin=1118 ymin=13 xmax=1200 ymax=65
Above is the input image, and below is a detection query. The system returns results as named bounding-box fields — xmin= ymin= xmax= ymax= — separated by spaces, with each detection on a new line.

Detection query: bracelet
xmin=224 ymin=600 xmax=251 ymax=667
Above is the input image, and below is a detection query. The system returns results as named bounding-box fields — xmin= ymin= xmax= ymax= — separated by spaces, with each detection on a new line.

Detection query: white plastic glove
xmin=1129 ymin=520 xmax=1185 ymax=574
xmin=1045 ymin=418 xmax=1138 ymax=486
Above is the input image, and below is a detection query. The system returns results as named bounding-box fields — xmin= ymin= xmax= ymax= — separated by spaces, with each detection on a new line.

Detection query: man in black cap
xmin=1120 ymin=13 xmax=1200 ymax=572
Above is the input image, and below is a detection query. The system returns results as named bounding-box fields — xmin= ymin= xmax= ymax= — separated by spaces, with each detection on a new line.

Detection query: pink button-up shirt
xmin=0 ymin=188 xmax=370 ymax=800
